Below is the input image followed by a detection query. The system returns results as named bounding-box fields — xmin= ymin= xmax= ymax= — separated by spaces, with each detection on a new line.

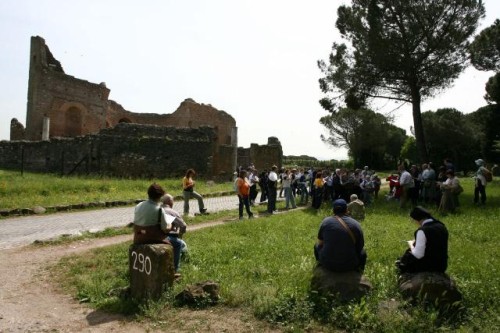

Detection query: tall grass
xmin=54 ymin=177 xmax=500 ymax=331
xmin=0 ymin=169 xmax=232 ymax=210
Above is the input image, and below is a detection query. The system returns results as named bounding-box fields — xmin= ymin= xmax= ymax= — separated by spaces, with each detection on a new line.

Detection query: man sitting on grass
xmin=314 ymin=199 xmax=367 ymax=272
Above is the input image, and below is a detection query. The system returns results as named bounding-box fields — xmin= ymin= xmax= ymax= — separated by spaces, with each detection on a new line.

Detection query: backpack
xmin=483 ymin=168 xmax=493 ymax=182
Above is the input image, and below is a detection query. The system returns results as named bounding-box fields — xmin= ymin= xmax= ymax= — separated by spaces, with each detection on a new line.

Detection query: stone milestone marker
xmin=129 ymin=243 xmax=175 ymax=300
xmin=310 ymin=265 xmax=372 ymax=302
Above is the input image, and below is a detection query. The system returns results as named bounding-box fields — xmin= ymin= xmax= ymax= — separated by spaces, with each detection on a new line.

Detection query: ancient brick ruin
xmin=2 ymin=36 xmax=282 ymax=178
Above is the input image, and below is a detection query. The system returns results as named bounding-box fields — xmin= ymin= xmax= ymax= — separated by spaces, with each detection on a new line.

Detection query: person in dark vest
xmin=396 ymin=206 xmax=448 ymax=274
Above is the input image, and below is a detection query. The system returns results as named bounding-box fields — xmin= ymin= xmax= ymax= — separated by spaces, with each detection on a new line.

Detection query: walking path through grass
xmin=0 ymin=195 xmax=249 ymax=249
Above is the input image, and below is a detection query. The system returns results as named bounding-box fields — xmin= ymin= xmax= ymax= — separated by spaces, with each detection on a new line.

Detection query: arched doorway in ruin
xmin=65 ymin=106 xmax=83 ymax=136
xmin=56 ymin=101 xmax=88 ymax=137
xmin=118 ymin=117 xmax=132 ymax=123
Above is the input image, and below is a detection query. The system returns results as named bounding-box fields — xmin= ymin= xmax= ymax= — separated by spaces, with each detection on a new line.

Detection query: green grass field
xmin=0 ymin=169 xmax=232 ymax=210
xmin=45 ymin=175 xmax=500 ymax=332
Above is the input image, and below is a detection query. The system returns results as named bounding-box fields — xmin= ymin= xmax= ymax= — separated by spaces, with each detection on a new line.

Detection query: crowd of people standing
xmin=234 ymin=164 xmax=382 ymax=216
xmin=385 ymin=158 xmax=492 ymax=214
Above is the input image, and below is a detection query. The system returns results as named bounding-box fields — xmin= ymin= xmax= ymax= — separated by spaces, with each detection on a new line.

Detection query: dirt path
xmin=0 ymin=235 xmax=144 ymax=332
xmin=0 ymin=220 xmax=281 ymax=332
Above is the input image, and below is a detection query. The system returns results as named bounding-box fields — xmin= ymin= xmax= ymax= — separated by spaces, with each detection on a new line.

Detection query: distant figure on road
xmin=133 ymin=183 xmax=172 ymax=245
xmin=236 ymin=170 xmax=254 ymax=220
xmin=182 ymin=168 xmax=208 ymax=216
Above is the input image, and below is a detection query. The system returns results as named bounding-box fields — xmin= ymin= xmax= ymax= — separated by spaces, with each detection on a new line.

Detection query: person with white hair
xmin=347 ymin=194 xmax=365 ymax=221
xmin=161 ymin=194 xmax=188 ymax=277
xmin=474 ymin=159 xmax=488 ymax=205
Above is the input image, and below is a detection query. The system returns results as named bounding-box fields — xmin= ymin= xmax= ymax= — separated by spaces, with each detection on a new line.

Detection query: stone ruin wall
xmin=23 ymin=36 xmax=111 ymax=141
xmin=5 ymin=36 xmax=283 ymax=179
xmin=237 ymin=137 xmax=283 ymax=173
xmin=1 ymin=123 xmax=219 ymax=178
xmin=106 ymin=98 xmax=236 ymax=147
xmin=20 ymin=36 xmax=236 ymax=149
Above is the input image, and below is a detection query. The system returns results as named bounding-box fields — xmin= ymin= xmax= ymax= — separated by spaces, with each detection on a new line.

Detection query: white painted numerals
xmin=131 ymin=251 xmax=152 ymax=275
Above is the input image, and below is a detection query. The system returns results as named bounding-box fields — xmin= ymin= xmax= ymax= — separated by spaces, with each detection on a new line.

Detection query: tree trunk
xmin=411 ymin=90 xmax=429 ymax=163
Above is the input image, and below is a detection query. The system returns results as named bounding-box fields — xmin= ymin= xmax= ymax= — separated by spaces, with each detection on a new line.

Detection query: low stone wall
xmin=0 ymin=123 xmax=219 ymax=178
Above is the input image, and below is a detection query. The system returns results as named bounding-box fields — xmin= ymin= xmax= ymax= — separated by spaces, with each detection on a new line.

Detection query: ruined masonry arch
xmin=59 ymin=102 xmax=88 ymax=137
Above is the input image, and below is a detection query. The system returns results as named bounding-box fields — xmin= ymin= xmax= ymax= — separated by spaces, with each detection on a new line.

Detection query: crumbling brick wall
xmin=0 ymin=123 xmax=219 ymax=178
xmin=26 ymin=36 xmax=110 ymax=141
xmin=237 ymin=137 xmax=283 ymax=172
xmin=22 ymin=36 xmax=236 ymax=150
xmin=6 ymin=36 xmax=282 ymax=179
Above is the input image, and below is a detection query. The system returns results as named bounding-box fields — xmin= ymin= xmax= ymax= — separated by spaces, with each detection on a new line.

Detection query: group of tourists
xmin=387 ymin=158 xmax=492 ymax=214
xmin=234 ymin=164 xmax=382 ymax=215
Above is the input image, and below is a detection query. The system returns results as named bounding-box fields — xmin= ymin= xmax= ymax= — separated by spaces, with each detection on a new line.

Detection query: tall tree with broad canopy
xmin=470 ymin=20 xmax=500 ymax=104
xmin=469 ymin=19 xmax=500 ymax=72
xmin=320 ymin=107 xmax=405 ymax=169
xmin=484 ymin=73 xmax=500 ymax=104
xmin=318 ymin=0 xmax=485 ymax=162
xmin=422 ymin=108 xmax=479 ymax=170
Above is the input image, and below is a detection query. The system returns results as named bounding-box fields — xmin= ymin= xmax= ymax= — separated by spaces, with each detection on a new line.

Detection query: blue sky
xmin=1 ymin=0 xmax=498 ymax=161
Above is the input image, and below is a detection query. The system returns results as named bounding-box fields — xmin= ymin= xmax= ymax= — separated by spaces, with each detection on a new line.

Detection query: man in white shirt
xmin=267 ymin=165 xmax=278 ymax=214
xmin=398 ymin=164 xmax=414 ymax=209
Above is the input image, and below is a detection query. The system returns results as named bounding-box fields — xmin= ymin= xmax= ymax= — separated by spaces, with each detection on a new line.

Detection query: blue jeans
xmin=284 ymin=187 xmax=296 ymax=208
xmin=298 ymin=183 xmax=309 ymax=204
xmin=238 ymin=195 xmax=253 ymax=218
xmin=474 ymin=179 xmax=486 ymax=204
xmin=167 ymin=235 xmax=187 ymax=272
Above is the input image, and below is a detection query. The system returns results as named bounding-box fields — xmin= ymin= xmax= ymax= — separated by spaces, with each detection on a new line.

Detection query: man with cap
xmin=396 ymin=206 xmax=448 ymax=274
xmin=474 ymin=159 xmax=488 ymax=205
xmin=314 ymin=199 xmax=367 ymax=272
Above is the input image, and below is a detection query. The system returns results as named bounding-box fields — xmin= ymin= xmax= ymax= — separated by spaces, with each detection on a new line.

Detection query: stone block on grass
xmin=310 ymin=265 xmax=372 ymax=302
xmin=175 ymin=281 xmax=220 ymax=307
xmin=398 ymin=272 xmax=462 ymax=309
xmin=129 ymin=243 xmax=175 ymax=300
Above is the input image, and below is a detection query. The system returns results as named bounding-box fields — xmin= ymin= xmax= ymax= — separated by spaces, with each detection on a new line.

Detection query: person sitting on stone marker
xmin=160 ymin=194 xmax=188 ymax=277
xmin=133 ymin=183 xmax=172 ymax=245
xmin=396 ymin=206 xmax=448 ymax=274
xmin=314 ymin=199 xmax=367 ymax=272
